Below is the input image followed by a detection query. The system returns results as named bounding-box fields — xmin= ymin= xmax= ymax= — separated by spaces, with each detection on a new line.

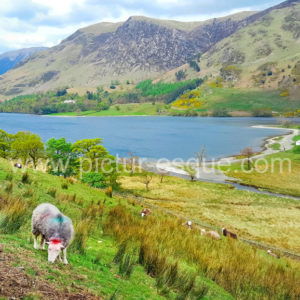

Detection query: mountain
xmin=159 ymin=0 xmax=300 ymax=95
xmin=0 ymin=47 xmax=47 ymax=75
xmin=0 ymin=11 xmax=260 ymax=98
xmin=0 ymin=0 xmax=299 ymax=99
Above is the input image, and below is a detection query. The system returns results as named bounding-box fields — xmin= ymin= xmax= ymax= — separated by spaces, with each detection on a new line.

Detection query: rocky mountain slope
xmin=0 ymin=11 xmax=263 ymax=98
xmin=0 ymin=0 xmax=298 ymax=99
xmin=160 ymin=0 xmax=300 ymax=97
xmin=0 ymin=47 xmax=47 ymax=75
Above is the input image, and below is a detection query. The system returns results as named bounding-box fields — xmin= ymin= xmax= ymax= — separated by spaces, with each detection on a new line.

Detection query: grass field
xmin=119 ymin=157 xmax=300 ymax=254
xmin=50 ymin=103 xmax=166 ymax=117
xmin=0 ymin=155 xmax=300 ymax=298
xmin=199 ymin=87 xmax=300 ymax=113
xmin=0 ymin=157 xmax=236 ymax=299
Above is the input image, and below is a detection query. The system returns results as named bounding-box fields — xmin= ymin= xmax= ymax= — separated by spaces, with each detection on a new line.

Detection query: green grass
xmin=50 ymin=103 xmax=166 ymax=116
xmin=200 ymin=87 xmax=300 ymax=112
xmin=222 ymin=150 xmax=300 ymax=197
xmin=270 ymin=142 xmax=281 ymax=150
xmin=0 ymin=157 xmax=232 ymax=299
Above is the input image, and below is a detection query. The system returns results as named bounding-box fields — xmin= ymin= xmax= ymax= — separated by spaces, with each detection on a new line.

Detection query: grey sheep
xmin=32 ymin=203 xmax=74 ymax=264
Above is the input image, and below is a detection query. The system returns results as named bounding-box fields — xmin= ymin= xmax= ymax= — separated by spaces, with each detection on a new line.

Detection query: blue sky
xmin=0 ymin=0 xmax=284 ymax=54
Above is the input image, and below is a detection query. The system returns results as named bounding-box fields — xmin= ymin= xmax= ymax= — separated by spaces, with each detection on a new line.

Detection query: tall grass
xmin=71 ymin=218 xmax=93 ymax=254
xmin=0 ymin=196 xmax=28 ymax=234
xmin=104 ymin=205 xmax=300 ymax=300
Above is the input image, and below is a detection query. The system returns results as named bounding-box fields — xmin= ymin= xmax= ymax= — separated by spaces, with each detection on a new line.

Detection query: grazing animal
xmin=201 ymin=229 xmax=221 ymax=240
xmin=267 ymin=250 xmax=280 ymax=259
xmin=222 ymin=228 xmax=237 ymax=239
xmin=14 ymin=163 xmax=22 ymax=169
xmin=32 ymin=203 xmax=74 ymax=264
xmin=141 ymin=208 xmax=151 ymax=217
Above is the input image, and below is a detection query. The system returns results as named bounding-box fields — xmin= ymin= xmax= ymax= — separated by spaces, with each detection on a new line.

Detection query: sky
xmin=0 ymin=0 xmax=284 ymax=54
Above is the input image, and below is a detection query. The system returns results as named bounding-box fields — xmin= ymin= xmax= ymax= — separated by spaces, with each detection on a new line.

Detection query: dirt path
xmin=0 ymin=245 xmax=101 ymax=300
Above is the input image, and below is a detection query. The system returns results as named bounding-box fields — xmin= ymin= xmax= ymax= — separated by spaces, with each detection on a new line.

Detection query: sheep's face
xmin=47 ymin=240 xmax=63 ymax=263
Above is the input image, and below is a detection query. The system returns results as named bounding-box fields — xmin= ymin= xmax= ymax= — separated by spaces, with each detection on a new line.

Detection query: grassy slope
xmin=171 ymin=85 xmax=300 ymax=113
xmin=0 ymin=158 xmax=232 ymax=300
xmin=119 ymin=154 xmax=300 ymax=254
xmin=50 ymin=103 xmax=164 ymax=117
xmin=162 ymin=3 xmax=300 ymax=88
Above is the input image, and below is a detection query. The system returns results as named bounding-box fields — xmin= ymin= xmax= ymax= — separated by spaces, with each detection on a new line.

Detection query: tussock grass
xmin=71 ymin=218 xmax=94 ymax=254
xmin=46 ymin=187 xmax=57 ymax=198
xmin=105 ymin=205 xmax=300 ymax=300
xmin=61 ymin=182 xmax=68 ymax=190
xmin=120 ymin=172 xmax=300 ymax=253
xmin=21 ymin=172 xmax=30 ymax=184
xmin=0 ymin=197 xmax=28 ymax=233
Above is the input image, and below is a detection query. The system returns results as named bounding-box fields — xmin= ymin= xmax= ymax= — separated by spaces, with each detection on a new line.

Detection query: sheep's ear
xmin=60 ymin=245 xmax=64 ymax=249
xmin=46 ymin=242 xmax=50 ymax=245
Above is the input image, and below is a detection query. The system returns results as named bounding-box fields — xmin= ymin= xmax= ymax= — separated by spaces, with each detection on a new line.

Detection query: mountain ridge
xmin=0 ymin=0 xmax=299 ymax=99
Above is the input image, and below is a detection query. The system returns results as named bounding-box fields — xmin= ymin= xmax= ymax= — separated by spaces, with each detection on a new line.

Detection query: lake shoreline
xmin=147 ymin=125 xmax=299 ymax=184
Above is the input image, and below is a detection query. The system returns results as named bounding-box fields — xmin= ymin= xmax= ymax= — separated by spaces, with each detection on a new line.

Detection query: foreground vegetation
xmin=0 ymin=156 xmax=300 ymax=299
xmin=0 ymin=126 xmax=300 ymax=298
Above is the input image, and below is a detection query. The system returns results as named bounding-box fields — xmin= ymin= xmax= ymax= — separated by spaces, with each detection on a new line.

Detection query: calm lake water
xmin=0 ymin=113 xmax=299 ymax=160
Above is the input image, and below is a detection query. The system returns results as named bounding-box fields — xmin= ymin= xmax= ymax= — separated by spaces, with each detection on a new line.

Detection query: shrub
xmin=293 ymin=146 xmax=300 ymax=154
xmin=212 ymin=108 xmax=231 ymax=117
xmin=5 ymin=173 xmax=13 ymax=182
xmin=189 ymin=60 xmax=200 ymax=72
xmin=5 ymin=182 xmax=13 ymax=193
xmin=47 ymin=188 xmax=57 ymax=198
xmin=81 ymin=172 xmax=107 ymax=188
xmin=61 ymin=182 xmax=68 ymax=190
xmin=21 ymin=172 xmax=30 ymax=184
xmin=105 ymin=186 xmax=113 ymax=198
xmin=175 ymin=70 xmax=187 ymax=81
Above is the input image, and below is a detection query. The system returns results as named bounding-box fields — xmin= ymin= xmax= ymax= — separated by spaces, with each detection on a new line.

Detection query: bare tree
xmin=158 ymin=171 xmax=169 ymax=183
xmin=128 ymin=152 xmax=139 ymax=176
xmin=142 ymin=172 xmax=153 ymax=191
xmin=195 ymin=147 xmax=206 ymax=168
xmin=240 ymin=147 xmax=255 ymax=170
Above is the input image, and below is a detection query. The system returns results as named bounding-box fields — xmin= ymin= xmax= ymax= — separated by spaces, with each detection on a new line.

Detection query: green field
xmin=1 ymin=150 xmax=300 ymax=298
xmin=50 ymin=103 xmax=166 ymax=117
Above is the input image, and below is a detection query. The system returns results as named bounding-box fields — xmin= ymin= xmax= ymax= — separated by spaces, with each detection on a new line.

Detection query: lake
xmin=0 ymin=113 xmax=299 ymax=160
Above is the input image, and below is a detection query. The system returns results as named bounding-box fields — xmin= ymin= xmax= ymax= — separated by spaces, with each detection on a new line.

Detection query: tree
xmin=183 ymin=165 xmax=197 ymax=181
xmin=0 ymin=129 xmax=12 ymax=158
xmin=72 ymin=138 xmax=108 ymax=171
xmin=81 ymin=172 xmax=107 ymax=188
xmin=11 ymin=131 xmax=44 ymax=168
xmin=240 ymin=147 xmax=255 ymax=170
xmin=127 ymin=152 xmax=139 ymax=176
xmin=158 ymin=171 xmax=169 ymax=183
xmin=46 ymin=137 xmax=76 ymax=177
xmin=142 ymin=171 xmax=153 ymax=191
xmin=175 ymin=70 xmax=186 ymax=81
xmin=195 ymin=147 xmax=206 ymax=168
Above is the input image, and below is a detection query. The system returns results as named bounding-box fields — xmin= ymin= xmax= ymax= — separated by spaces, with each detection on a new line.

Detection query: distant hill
xmin=0 ymin=47 xmax=47 ymax=75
